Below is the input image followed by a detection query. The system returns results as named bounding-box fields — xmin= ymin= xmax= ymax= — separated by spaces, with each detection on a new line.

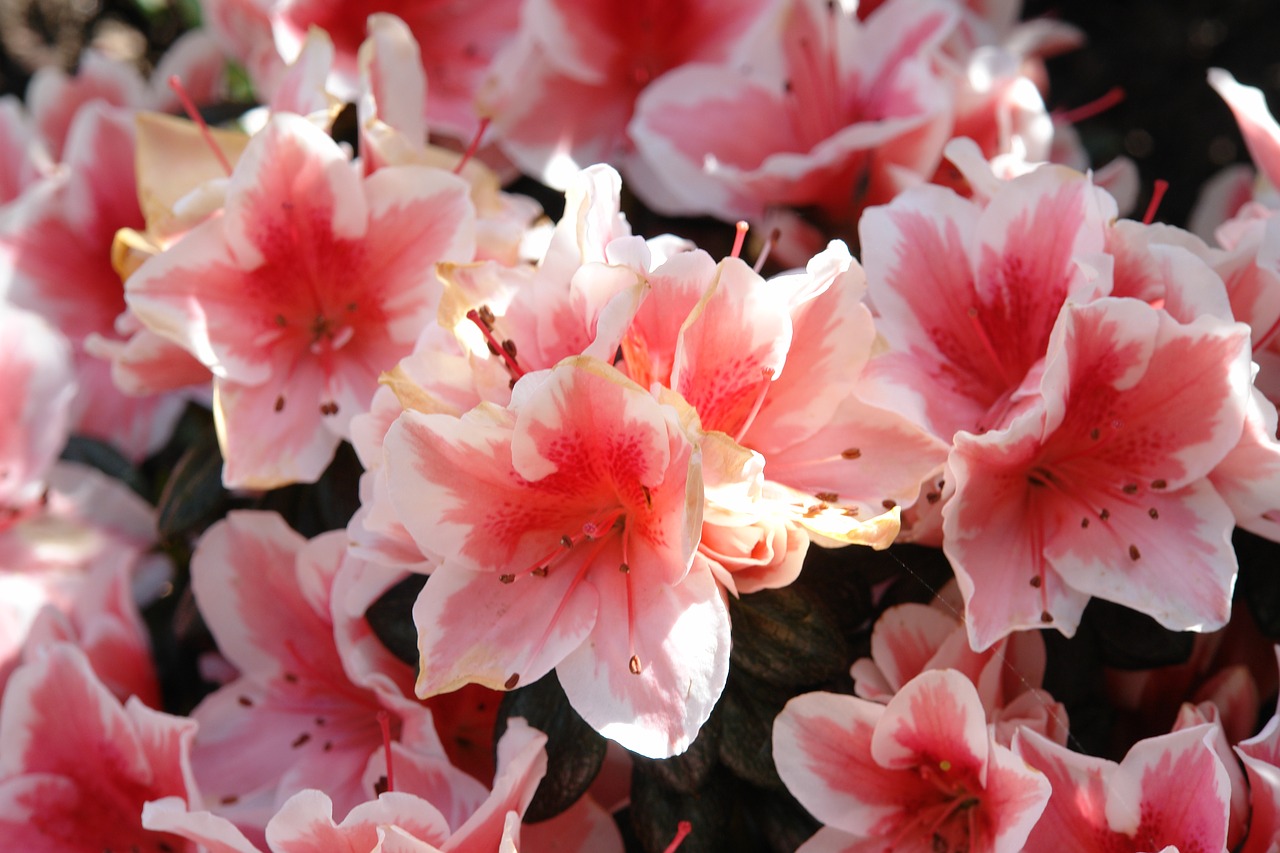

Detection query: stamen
xmin=168 ymin=75 xmax=233 ymax=176
xmin=466 ymin=309 xmax=525 ymax=378
xmin=662 ymin=821 xmax=693 ymax=853
xmin=966 ymin=306 xmax=1013 ymax=386
xmin=504 ymin=673 xmax=520 ymax=689
xmin=730 ymin=220 xmax=749 ymax=259
xmin=1142 ymin=179 xmax=1169 ymax=225
xmin=733 ymin=367 xmax=776 ymax=443
xmin=1055 ymin=86 xmax=1126 ymax=125
xmin=377 ymin=710 xmax=395 ymax=793
xmin=453 ymin=117 xmax=491 ymax=175
xmin=753 ymin=227 xmax=781 ymax=273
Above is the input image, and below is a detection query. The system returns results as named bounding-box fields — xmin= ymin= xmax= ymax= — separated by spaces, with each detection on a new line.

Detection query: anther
xmin=291 ymin=732 xmax=311 ymax=748
xmin=629 ymin=655 xmax=642 ymax=675
xmin=815 ymin=491 xmax=839 ymax=502
xmin=1099 ymin=508 xmax=1111 ymax=521
xmin=1041 ymin=611 xmax=1053 ymax=623
xmin=504 ymin=673 xmax=520 ymax=689
xmin=882 ymin=499 xmax=897 ymax=509
xmin=1122 ymin=483 xmax=1139 ymax=494
xmin=1029 ymin=576 xmax=1042 ymax=588
xmin=841 ymin=448 xmax=862 ymax=459
xmin=498 ymin=574 xmax=515 ymax=584
xmin=1148 ymin=508 xmax=1159 ymax=519
xmin=1152 ymin=479 xmax=1167 ymax=489
xmin=619 ymin=562 xmax=630 ymax=574
xmin=531 ymin=566 xmax=548 ymax=578
xmin=1129 ymin=544 xmax=1141 ymax=561
xmin=274 ymin=395 xmax=285 ymax=412
xmin=560 ymin=535 xmax=574 ymax=548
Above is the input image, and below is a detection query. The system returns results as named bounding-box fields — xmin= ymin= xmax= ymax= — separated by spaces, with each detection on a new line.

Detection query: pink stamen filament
xmin=1254 ymin=311 xmax=1280 ymax=353
xmin=734 ymin=367 xmax=776 ymax=443
xmin=965 ymin=307 xmax=1014 ymax=387
xmin=753 ymin=227 xmax=781 ymax=273
xmin=730 ymin=221 xmax=749 ymax=259
xmin=466 ymin=309 xmax=525 ymax=378
xmin=1055 ymin=86 xmax=1126 ymax=125
xmin=520 ymin=534 xmax=614 ymax=669
xmin=1142 ymin=179 xmax=1169 ymax=225
xmin=662 ymin=821 xmax=694 ymax=853
xmin=622 ymin=521 xmax=640 ymax=674
xmin=454 ymin=117 xmax=491 ymax=175
xmin=168 ymin=75 xmax=233 ymax=176
xmin=377 ymin=710 xmax=395 ymax=792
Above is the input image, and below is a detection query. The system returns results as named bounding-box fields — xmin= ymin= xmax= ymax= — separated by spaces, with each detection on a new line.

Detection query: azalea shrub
xmin=4 ymin=1 xmax=1280 ymax=851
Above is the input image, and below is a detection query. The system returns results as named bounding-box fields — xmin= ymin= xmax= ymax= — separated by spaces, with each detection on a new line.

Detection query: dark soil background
xmin=0 ymin=0 xmax=1278 ymax=228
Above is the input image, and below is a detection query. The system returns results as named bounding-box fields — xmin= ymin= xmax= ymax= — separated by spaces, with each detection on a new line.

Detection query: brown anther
xmin=560 ymin=535 xmax=574 ymax=548
xmin=291 ymin=732 xmax=311 ymax=748
xmin=1129 ymin=544 xmax=1141 ymax=561
xmin=1099 ymin=508 xmax=1111 ymax=521
xmin=926 ymin=492 xmax=941 ymax=504
xmin=323 ymin=741 xmax=333 ymax=752
xmin=628 ymin=655 xmax=642 ymax=675
xmin=882 ymin=499 xmax=897 ymax=510
xmin=319 ymin=401 xmax=340 ymax=416
xmin=815 ymin=491 xmax=839 ymax=503
xmin=315 ymin=716 xmax=326 ymax=726
xmin=498 ymin=574 xmax=515 ymax=584
xmin=1029 ymin=576 xmax=1042 ymax=588
xmin=1152 ymin=479 xmax=1168 ymax=489
xmin=274 ymin=314 xmax=287 ymax=327
xmin=842 ymin=507 xmax=860 ymax=517
xmin=840 ymin=447 xmax=862 ymax=459
xmin=346 ymin=302 xmax=358 ymax=312
xmin=476 ymin=304 xmax=496 ymax=329
xmin=1122 ymin=483 xmax=1139 ymax=494
xmin=502 ymin=339 xmax=518 ymax=358
xmin=220 ymin=795 xmax=239 ymax=805
xmin=504 ymin=673 xmax=520 ymax=689
xmin=1090 ymin=428 xmax=1101 ymax=440
xmin=532 ymin=566 xmax=548 ymax=578
xmin=1027 ymin=474 xmax=1047 ymax=487
xmin=619 ymin=562 xmax=630 ymax=574
xmin=237 ymin=695 xmax=254 ymax=707
xmin=1040 ymin=611 xmax=1053 ymax=623
xmin=485 ymin=341 xmax=501 ymax=356
xmin=283 ymin=673 xmax=299 ymax=684
xmin=1148 ymin=507 xmax=1159 ymax=519
xmin=274 ymin=395 xmax=285 ymax=412
xmin=1081 ymin=517 xmax=1090 ymax=528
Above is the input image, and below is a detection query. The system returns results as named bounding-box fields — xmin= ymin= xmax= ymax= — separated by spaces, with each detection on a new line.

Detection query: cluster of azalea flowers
xmin=6 ymin=0 xmax=1280 ymax=850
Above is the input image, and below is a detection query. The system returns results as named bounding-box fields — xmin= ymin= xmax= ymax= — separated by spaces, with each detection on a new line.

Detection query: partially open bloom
xmin=386 ymin=356 xmax=729 ymax=758
xmin=774 ymin=668 xmax=1051 ymax=852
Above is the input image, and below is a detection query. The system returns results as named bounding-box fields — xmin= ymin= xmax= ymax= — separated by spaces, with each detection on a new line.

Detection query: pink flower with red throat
xmin=851 ymin=600 xmax=1069 ymax=748
xmin=186 ymin=512 xmax=472 ymax=835
xmin=945 ymin=298 xmax=1253 ymax=651
xmin=0 ymin=643 xmax=199 ymax=852
xmin=629 ymin=0 xmax=957 ymax=227
xmin=385 ymin=356 xmax=728 ymax=758
xmin=1014 ymin=724 xmax=1232 ymax=853
xmin=773 ymin=668 xmax=1051 ymax=853
xmin=480 ymin=0 xmax=779 ymax=189
xmin=125 ymin=111 xmax=475 ymax=488
xmin=858 ymin=163 xmax=1116 ymax=444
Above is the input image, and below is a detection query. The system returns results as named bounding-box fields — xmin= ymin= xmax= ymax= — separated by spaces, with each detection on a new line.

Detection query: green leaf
xmin=364 ymin=574 xmax=427 ymax=667
xmin=716 ymin=669 xmax=788 ymax=789
xmin=630 ymin=709 xmax=719 ymax=794
xmin=728 ymin=584 xmax=850 ymax=688
xmin=495 ymin=672 xmax=607 ymax=822
xmin=60 ymin=435 xmax=149 ymax=499
xmin=156 ymin=425 xmax=228 ymax=539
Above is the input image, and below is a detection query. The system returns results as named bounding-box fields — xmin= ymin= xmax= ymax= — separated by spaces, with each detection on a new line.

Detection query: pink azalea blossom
xmin=945 ymin=298 xmax=1253 ymax=650
xmin=386 ymin=356 xmax=728 ymax=758
xmin=125 ymin=111 xmax=475 ymax=487
xmin=203 ymin=0 xmax=520 ymax=140
xmin=0 ymin=643 xmax=199 ymax=852
xmin=186 ymin=511 xmax=474 ymax=834
xmin=1015 ymin=724 xmax=1232 ymax=853
xmin=629 ymin=0 xmax=958 ymax=226
xmin=145 ymin=717 xmax=561 ymax=853
xmin=858 ymin=163 xmax=1116 ymax=443
xmin=481 ymin=0 xmax=779 ymax=189
xmin=0 ymin=303 xmax=74 ymax=511
xmin=773 ymin=668 xmax=1051 ymax=852
xmin=0 ymin=461 xmax=164 ymax=706
xmin=850 ymin=600 xmax=1068 ymax=746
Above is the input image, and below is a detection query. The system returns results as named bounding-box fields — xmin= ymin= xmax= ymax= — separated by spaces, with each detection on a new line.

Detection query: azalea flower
xmin=385 ymin=356 xmax=729 ymax=758
xmin=125 ymin=111 xmax=476 ymax=487
xmin=1015 ymin=724 xmax=1231 ymax=853
xmin=945 ymin=297 xmax=1253 ymax=649
xmin=773 ymin=668 xmax=1051 ymax=852
xmin=0 ymin=643 xmax=199 ymax=851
